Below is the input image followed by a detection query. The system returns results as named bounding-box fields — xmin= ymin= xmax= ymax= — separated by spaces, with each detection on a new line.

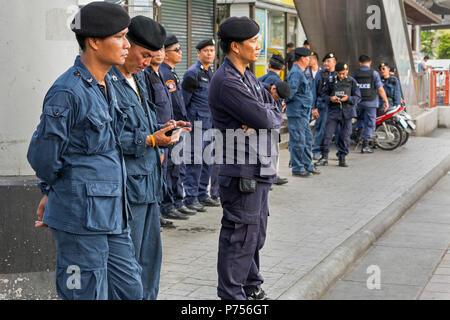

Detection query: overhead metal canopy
xmin=293 ymin=0 xmax=419 ymax=113
xmin=404 ymin=0 xmax=442 ymax=24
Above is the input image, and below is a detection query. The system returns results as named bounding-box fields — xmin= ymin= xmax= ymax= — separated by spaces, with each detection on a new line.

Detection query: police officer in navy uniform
xmin=159 ymin=35 xmax=198 ymax=217
xmin=145 ymin=38 xmax=190 ymax=222
xmin=378 ymin=62 xmax=402 ymax=115
xmin=316 ymin=62 xmax=361 ymax=167
xmin=182 ymin=39 xmax=220 ymax=211
xmin=258 ymin=54 xmax=285 ymax=88
xmin=210 ymin=16 xmax=283 ymax=300
xmin=286 ymin=47 xmax=321 ymax=177
xmin=352 ymin=55 xmax=389 ymax=154
xmin=312 ymin=52 xmax=338 ymax=160
xmin=27 ymin=2 xmax=143 ymax=300
xmin=109 ymin=16 xmax=190 ymax=300
xmin=258 ymin=54 xmax=288 ymax=186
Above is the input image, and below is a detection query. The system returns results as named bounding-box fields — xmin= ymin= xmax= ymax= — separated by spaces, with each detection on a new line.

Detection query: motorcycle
xmin=351 ymin=104 xmax=415 ymax=151
xmin=373 ymin=105 xmax=415 ymax=150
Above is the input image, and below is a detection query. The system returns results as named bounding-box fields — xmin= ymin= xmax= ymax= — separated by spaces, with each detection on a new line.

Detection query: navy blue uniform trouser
xmin=161 ymin=143 xmax=185 ymax=213
xmin=50 ymin=227 xmax=143 ymax=300
xmin=321 ymin=111 xmax=353 ymax=158
xmin=183 ymin=128 xmax=212 ymax=205
xmin=129 ymin=202 xmax=162 ymax=300
xmin=217 ymin=176 xmax=271 ymax=300
xmin=287 ymin=111 xmax=314 ymax=174
xmin=357 ymin=105 xmax=377 ymax=141
xmin=312 ymin=107 xmax=328 ymax=156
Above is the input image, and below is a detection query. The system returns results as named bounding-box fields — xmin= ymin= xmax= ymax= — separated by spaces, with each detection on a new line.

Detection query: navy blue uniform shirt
xmin=380 ymin=75 xmax=402 ymax=107
xmin=286 ymin=64 xmax=314 ymax=117
xmin=160 ymin=62 xmax=188 ymax=121
xmin=321 ymin=76 xmax=362 ymax=119
xmin=352 ymin=66 xmax=383 ymax=108
xmin=144 ymin=67 xmax=173 ymax=124
xmin=109 ymin=66 xmax=165 ymax=205
xmin=258 ymin=70 xmax=282 ymax=86
xmin=209 ymin=57 xmax=283 ymax=183
xmin=182 ymin=61 xmax=213 ymax=129
xmin=27 ymin=56 xmax=130 ymax=235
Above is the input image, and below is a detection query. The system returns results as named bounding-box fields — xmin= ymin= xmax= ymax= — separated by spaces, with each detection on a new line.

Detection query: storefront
xmin=107 ymin=0 xmax=216 ymax=77
xmin=216 ymin=0 xmax=306 ymax=78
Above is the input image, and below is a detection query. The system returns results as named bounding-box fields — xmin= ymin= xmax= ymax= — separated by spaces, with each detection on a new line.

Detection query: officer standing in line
xmin=108 ymin=16 xmax=190 ymax=300
xmin=285 ymin=42 xmax=296 ymax=72
xmin=210 ymin=16 xmax=283 ymax=300
xmin=27 ymin=2 xmax=143 ymax=300
xmin=306 ymin=51 xmax=321 ymax=133
xmin=258 ymin=54 xmax=288 ymax=186
xmin=258 ymin=54 xmax=285 ymax=88
xmin=285 ymin=47 xmax=321 ymax=177
xmin=352 ymin=55 xmax=389 ymax=154
xmin=305 ymin=51 xmax=321 ymax=97
xmin=159 ymin=35 xmax=198 ymax=217
xmin=145 ymin=42 xmax=190 ymax=222
xmin=182 ymin=39 xmax=220 ymax=211
xmin=378 ymin=62 xmax=402 ymax=115
xmin=316 ymin=62 xmax=361 ymax=167
xmin=311 ymin=52 xmax=338 ymax=160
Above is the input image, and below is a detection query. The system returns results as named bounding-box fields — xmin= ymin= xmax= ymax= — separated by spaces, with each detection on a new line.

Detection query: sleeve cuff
xmin=37 ymin=181 xmax=51 ymax=196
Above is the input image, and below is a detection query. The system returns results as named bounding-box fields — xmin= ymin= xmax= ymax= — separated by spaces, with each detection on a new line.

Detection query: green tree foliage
xmin=437 ymin=30 xmax=450 ymax=59
xmin=421 ymin=30 xmax=436 ymax=58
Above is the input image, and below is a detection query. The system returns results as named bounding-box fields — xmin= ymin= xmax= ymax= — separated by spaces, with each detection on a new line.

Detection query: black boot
xmin=315 ymin=156 xmax=328 ymax=167
xmin=338 ymin=157 xmax=348 ymax=167
xmin=361 ymin=140 xmax=374 ymax=154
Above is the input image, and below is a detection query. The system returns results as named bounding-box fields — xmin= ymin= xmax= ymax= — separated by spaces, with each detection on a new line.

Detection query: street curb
xmin=278 ymin=154 xmax=450 ymax=300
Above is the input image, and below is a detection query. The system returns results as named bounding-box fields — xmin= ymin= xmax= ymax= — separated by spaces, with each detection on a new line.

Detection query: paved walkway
xmin=419 ymin=246 xmax=450 ymax=300
xmin=323 ymin=174 xmax=450 ymax=300
xmin=2 ymin=130 xmax=450 ymax=300
xmin=157 ymin=130 xmax=450 ymax=300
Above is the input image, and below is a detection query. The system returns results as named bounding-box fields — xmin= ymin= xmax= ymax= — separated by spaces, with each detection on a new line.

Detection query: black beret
xmin=196 ymin=39 xmax=215 ymax=50
xmin=294 ymin=47 xmax=311 ymax=58
xmin=71 ymin=2 xmax=130 ymax=38
xmin=165 ymin=34 xmax=179 ymax=48
xmin=270 ymin=54 xmax=285 ymax=69
xmin=127 ymin=16 xmax=166 ymax=51
xmin=378 ymin=62 xmax=390 ymax=69
xmin=336 ymin=62 xmax=349 ymax=72
xmin=322 ymin=52 xmax=337 ymax=62
xmin=218 ymin=16 xmax=260 ymax=42
xmin=276 ymin=82 xmax=291 ymax=100
xmin=310 ymin=51 xmax=319 ymax=60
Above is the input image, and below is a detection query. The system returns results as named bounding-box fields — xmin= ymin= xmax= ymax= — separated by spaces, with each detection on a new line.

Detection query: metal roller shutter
xmin=191 ymin=0 xmax=215 ymax=69
xmin=161 ymin=0 xmax=189 ymax=77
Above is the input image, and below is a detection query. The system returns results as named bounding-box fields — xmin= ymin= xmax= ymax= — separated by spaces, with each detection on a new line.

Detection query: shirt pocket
xmin=126 ymin=174 xmax=150 ymax=205
xmin=85 ymin=182 xmax=122 ymax=232
xmin=41 ymin=105 xmax=70 ymax=139
xmin=153 ymin=84 xmax=169 ymax=106
xmin=84 ymin=110 xmax=116 ymax=155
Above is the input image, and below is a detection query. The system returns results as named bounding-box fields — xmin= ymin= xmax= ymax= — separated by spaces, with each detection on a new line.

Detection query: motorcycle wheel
xmin=401 ymin=130 xmax=410 ymax=146
xmin=374 ymin=122 xmax=403 ymax=151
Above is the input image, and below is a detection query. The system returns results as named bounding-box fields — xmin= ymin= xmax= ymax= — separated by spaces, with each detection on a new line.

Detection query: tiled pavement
xmin=157 ymin=130 xmax=450 ymax=300
xmin=2 ymin=130 xmax=450 ymax=300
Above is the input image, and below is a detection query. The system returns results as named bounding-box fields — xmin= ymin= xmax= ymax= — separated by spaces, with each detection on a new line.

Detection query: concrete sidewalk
xmin=323 ymin=174 xmax=450 ymax=300
xmin=157 ymin=129 xmax=450 ymax=300
xmin=1 ymin=130 xmax=450 ymax=300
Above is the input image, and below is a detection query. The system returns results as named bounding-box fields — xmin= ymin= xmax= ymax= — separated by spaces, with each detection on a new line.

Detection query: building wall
xmin=161 ymin=0 xmax=215 ymax=77
xmin=226 ymin=1 xmax=306 ymax=78
xmin=0 ymin=0 xmax=79 ymax=176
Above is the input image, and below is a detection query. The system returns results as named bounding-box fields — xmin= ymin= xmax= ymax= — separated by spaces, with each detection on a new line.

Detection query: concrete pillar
xmin=0 ymin=0 xmax=79 ymax=176
xmin=415 ymin=25 xmax=421 ymax=53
